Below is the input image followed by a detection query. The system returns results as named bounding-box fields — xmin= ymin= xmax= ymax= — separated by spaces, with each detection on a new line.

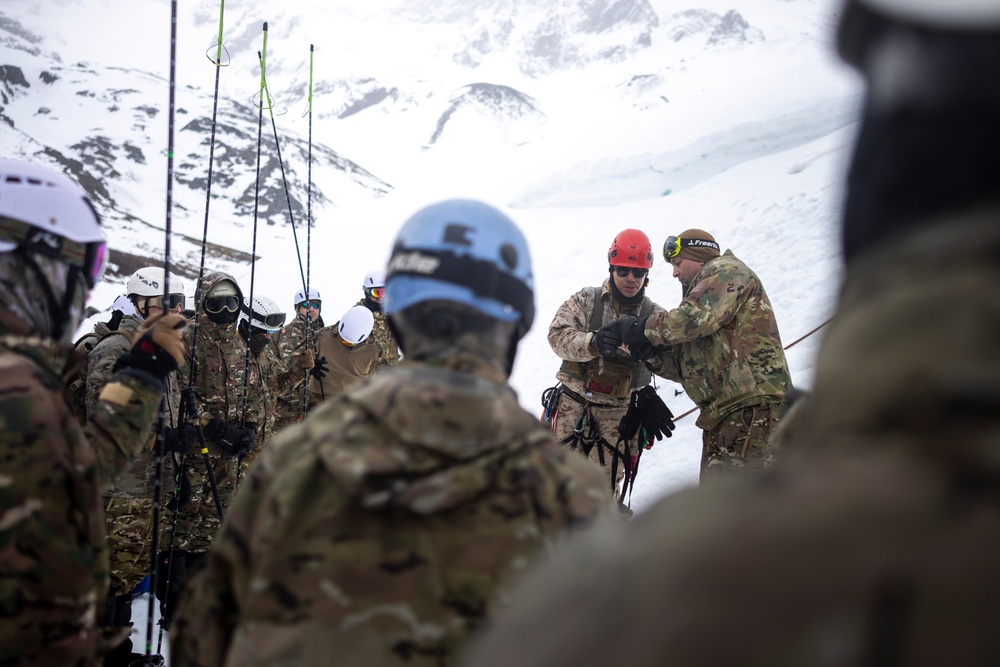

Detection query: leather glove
xmin=591 ymin=322 xmax=623 ymax=358
xmin=635 ymin=386 xmax=676 ymax=441
xmin=310 ymin=355 xmax=329 ymax=380
xmin=616 ymin=316 xmax=655 ymax=361
xmin=163 ymin=424 xmax=198 ymax=455
xmin=113 ymin=313 xmax=188 ymax=379
xmin=298 ymin=349 xmax=315 ymax=370
xmin=618 ymin=390 xmax=642 ymax=441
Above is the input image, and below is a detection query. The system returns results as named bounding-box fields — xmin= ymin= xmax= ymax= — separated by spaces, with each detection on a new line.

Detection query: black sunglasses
xmin=614 ymin=267 xmax=648 ymax=278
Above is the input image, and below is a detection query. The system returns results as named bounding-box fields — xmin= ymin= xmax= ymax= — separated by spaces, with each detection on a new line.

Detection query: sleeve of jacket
xmin=85 ymin=369 xmax=164 ymax=490
xmin=83 ymin=334 xmax=131 ymax=419
xmin=644 ymin=262 xmax=749 ymax=347
xmin=547 ymin=287 xmax=600 ymax=362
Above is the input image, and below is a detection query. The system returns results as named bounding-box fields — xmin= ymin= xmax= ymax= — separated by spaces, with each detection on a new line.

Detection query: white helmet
xmin=363 ymin=270 xmax=386 ymax=290
xmin=0 ymin=158 xmax=106 ymax=288
xmin=239 ymin=294 xmax=286 ymax=333
xmin=338 ymin=305 xmax=374 ymax=345
xmin=126 ymin=267 xmax=186 ymax=313
xmin=294 ymin=287 xmax=321 ymax=305
xmin=112 ymin=293 xmax=138 ymax=316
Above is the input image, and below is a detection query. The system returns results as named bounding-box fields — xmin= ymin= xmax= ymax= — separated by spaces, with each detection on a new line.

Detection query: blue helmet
xmin=384 ymin=199 xmax=535 ymax=339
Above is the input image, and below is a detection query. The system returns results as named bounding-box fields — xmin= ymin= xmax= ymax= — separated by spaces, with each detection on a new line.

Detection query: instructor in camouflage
xmin=606 ymin=228 xmax=791 ymax=482
xmin=358 ymin=268 xmax=401 ymax=369
xmin=548 ymin=229 xmax=667 ymax=501
xmin=170 ymin=199 xmax=611 ymax=667
xmin=0 ymin=158 xmax=187 ymax=666
xmin=269 ymin=288 xmax=323 ymax=430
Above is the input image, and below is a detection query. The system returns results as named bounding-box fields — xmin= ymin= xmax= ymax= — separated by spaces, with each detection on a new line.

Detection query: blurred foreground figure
xmin=461 ymin=2 xmax=1000 ymax=666
xmin=0 ymin=159 xmax=186 ymax=665
xmin=171 ymin=199 xmax=611 ymax=666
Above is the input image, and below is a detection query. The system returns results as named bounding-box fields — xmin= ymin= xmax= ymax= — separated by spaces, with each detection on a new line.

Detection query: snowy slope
xmin=1 ymin=0 xmax=860 ymax=512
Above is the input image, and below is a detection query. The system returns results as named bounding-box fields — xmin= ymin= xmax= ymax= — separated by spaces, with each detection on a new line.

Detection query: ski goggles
xmin=613 ymin=267 xmax=647 ymax=278
xmin=204 ymin=295 xmax=241 ymax=314
xmin=147 ymin=293 xmax=186 ymax=311
xmin=365 ymin=287 xmax=385 ymax=301
xmin=298 ymin=300 xmax=321 ymax=310
xmin=0 ymin=219 xmax=109 ymax=289
xmin=253 ymin=311 xmax=287 ymax=329
xmin=339 ymin=338 xmax=357 ymax=348
xmin=663 ymin=235 xmax=721 ymax=261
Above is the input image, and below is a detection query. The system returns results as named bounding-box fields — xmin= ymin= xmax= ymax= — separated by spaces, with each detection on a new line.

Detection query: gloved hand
xmin=591 ymin=322 xmax=623 ymax=358
xmin=618 ymin=390 xmax=642 ymax=441
xmin=635 ymin=386 xmax=675 ymax=441
xmin=203 ymin=418 xmax=258 ymax=457
xmin=163 ymin=424 xmax=198 ymax=455
xmin=298 ymin=349 xmax=315 ymax=370
xmin=310 ymin=355 xmax=329 ymax=380
xmin=618 ymin=316 xmax=655 ymax=361
xmin=113 ymin=313 xmax=188 ymax=379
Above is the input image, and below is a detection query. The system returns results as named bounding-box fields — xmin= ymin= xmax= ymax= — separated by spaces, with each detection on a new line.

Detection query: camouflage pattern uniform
xmin=307 ymin=322 xmax=380 ymax=407
xmin=241 ymin=341 xmax=295 ymax=471
xmin=170 ymin=358 xmax=612 ymax=667
xmin=0 ymin=317 xmax=164 ymax=665
xmin=85 ymin=314 xmax=182 ymax=598
xmin=548 ymin=279 xmax=665 ymax=499
xmin=643 ymin=250 xmax=790 ymax=482
xmin=163 ymin=273 xmax=269 ymax=555
xmin=460 ymin=208 xmax=1000 ymax=667
xmin=356 ymin=298 xmax=401 ymax=369
xmin=269 ymin=314 xmax=324 ymax=431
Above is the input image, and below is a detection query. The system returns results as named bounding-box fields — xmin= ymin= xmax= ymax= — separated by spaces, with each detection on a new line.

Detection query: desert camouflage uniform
xmin=548 ymin=279 xmax=665 ymax=499
xmin=163 ymin=274 xmax=269 ymax=555
xmin=0 ymin=320 xmax=164 ymax=665
xmin=307 ymin=322 xmax=380 ymax=407
xmin=356 ymin=298 xmax=401 ymax=369
xmin=460 ymin=207 xmax=1000 ymax=667
xmin=85 ymin=314 xmax=182 ymax=597
xmin=270 ymin=314 xmax=324 ymax=430
xmin=643 ymin=250 xmax=790 ymax=482
xmin=170 ymin=357 xmax=612 ymax=667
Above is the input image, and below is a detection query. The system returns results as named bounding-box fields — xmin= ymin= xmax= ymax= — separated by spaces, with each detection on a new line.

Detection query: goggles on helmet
xmin=663 ymin=235 xmax=721 ymax=261
xmin=614 ymin=267 xmax=648 ymax=278
xmin=0 ymin=218 xmax=109 ymax=289
xmin=204 ymin=295 xmax=241 ymax=314
xmin=257 ymin=312 xmax=287 ymax=329
xmin=365 ymin=287 xmax=385 ymax=301
xmin=147 ymin=293 xmax=186 ymax=311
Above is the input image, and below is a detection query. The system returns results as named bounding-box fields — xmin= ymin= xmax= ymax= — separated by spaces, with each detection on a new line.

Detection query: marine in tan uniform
xmin=547 ymin=229 xmax=668 ymax=501
xmin=307 ymin=304 xmax=380 ymax=407
xmin=461 ymin=3 xmax=1000 ymax=664
xmin=170 ymin=199 xmax=612 ymax=667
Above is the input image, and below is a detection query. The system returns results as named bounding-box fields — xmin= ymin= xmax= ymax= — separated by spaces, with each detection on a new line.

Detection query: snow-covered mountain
xmin=0 ymin=0 xmax=860 ymax=511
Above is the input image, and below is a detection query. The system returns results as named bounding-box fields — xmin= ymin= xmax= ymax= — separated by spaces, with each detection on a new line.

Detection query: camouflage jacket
xmin=170 ymin=359 xmax=612 ymax=667
xmin=644 ymin=251 xmax=790 ymax=429
xmin=548 ymin=279 xmax=665 ymax=405
xmin=270 ymin=315 xmax=324 ymax=428
xmin=355 ymin=298 xmax=401 ymax=369
xmin=0 ymin=331 xmax=163 ymax=665
xmin=307 ymin=323 xmax=380 ymax=404
xmin=85 ymin=314 xmax=182 ymax=499
xmin=459 ymin=207 xmax=1000 ymax=667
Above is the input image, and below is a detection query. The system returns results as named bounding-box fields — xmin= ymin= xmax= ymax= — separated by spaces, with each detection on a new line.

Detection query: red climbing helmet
xmin=608 ymin=229 xmax=654 ymax=269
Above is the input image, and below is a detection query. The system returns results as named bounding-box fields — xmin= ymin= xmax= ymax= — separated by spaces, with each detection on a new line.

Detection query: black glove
xmin=310 ymin=355 xmax=329 ymax=380
xmin=204 ymin=418 xmax=258 ymax=457
xmin=618 ymin=390 xmax=642 ymax=441
xmin=591 ymin=322 xmax=623 ymax=357
xmin=163 ymin=424 xmax=198 ymax=455
xmin=112 ymin=313 xmax=188 ymax=380
xmin=618 ymin=316 xmax=655 ymax=361
xmin=635 ymin=386 xmax=676 ymax=441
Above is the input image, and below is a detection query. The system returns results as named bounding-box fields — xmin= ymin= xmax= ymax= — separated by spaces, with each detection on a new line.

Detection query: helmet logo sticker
xmin=24 ymin=228 xmax=63 ymax=257
xmin=443 ymin=223 xmax=474 ymax=246
xmin=387 ymin=251 xmax=442 ymax=275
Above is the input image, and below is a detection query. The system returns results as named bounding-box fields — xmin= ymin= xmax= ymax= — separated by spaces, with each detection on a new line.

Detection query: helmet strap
xmin=608 ymin=268 xmax=646 ymax=306
xmin=20 ymin=251 xmax=79 ymax=342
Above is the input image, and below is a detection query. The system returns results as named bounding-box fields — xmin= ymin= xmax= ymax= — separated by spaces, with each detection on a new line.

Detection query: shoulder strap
xmin=639 ymin=296 xmax=652 ymax=319
xmin=589 ymin=286 xmax=604 ymax=332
